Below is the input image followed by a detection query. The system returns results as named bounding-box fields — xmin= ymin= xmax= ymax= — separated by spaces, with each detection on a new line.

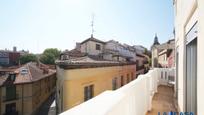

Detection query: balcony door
xmin=5 ymin=103 xmax=17 ymax=115
xmin=6 ymin=85 xmax=16 ymax=101
xmin=185 ymin=22 xmax=197 ymax=114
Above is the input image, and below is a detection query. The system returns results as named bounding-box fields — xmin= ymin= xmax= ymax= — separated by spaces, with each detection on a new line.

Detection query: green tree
xmin=40 ymin=48 xmax=61 ymax=65
xmin=19 ymin=54 xmax=37 ymax=64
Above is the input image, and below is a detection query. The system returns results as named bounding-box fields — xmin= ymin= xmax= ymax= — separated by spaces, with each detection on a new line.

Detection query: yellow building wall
xmin=58 ymin=65 xmax=136 ymax=112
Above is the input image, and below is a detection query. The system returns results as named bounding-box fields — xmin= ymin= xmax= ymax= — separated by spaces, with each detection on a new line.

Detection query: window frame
xmin=95 ymin=44 xmax=101 ymax=50
xmin=84 ymin=85 xmax=94 ymax=101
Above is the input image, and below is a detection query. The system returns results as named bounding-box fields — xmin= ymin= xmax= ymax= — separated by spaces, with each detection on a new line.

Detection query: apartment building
xmin=158 ymin=49 xmax=175 ymax=68
xmin=135 ymin=53 xmax=146 ymax=76
xmin=61 ymin=36 xmax=149 ymax=70
xmin=0 ymin=62 xmax=56 ymax=115
xmin=0 ymin=47 xmax=21 ymax=66
xmin=79 ymin=37 xmax=150 ymax=63
xmin=174 ymin=0 xmax=204 ymax=114
xmin=56 ymin=36 xmax=140 ymax=113
xmin=56 ymin=56 xmax=136 ymax=113
xmin=0 ymin=51 xmax=9 ymax=65
xmin=151 ymin=37 xmax=175 ymax=68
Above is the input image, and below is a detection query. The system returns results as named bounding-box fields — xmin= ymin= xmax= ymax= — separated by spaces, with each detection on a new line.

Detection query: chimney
xmin=13 ymin=46 xmax=17 ymax=52
xmin=36 ymin=57 xmax=40 ymax=67
xmin=75 ymin=42 xmax=81 ymax=51
xmin=43 ymin=68 xmax=49 ymax=74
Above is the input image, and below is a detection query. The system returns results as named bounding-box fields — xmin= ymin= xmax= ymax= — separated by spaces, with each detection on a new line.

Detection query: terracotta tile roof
xmin=0 ymin=62 xmax=56 ymax=86
xmin=61 ymin=49 xmax=86 ymax=57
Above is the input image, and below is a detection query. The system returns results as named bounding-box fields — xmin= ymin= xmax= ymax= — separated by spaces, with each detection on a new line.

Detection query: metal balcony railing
xmin=3 ymin=93 xmax=19 ymax=102
xmin=4 ymin=111 xmax=18 ymax=115
xmin=60 ymin=68 xmax=175 ymax=115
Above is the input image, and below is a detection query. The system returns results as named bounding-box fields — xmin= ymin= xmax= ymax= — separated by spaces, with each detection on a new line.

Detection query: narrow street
xmin=37 ymin=93 xmax=56 ymax=115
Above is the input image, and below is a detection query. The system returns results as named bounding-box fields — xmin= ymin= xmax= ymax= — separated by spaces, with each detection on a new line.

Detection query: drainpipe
xmin=22 ymin=84 xmax=24 ymax=115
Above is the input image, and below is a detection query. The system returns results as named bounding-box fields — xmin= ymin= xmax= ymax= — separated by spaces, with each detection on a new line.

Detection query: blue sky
xmin=0 ymin=0 xmax=174 ymax=53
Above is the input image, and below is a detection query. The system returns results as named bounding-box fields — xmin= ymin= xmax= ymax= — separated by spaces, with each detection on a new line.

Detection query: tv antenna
xmin=91 ymin=13 xmax=95 ymax=38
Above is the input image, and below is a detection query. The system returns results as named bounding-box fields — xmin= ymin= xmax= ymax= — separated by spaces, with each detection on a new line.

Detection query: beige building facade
xmin=80 ymin=38 xmax=105 ymax=56
xmin=174 ymin=0 xmax=204 ymax=114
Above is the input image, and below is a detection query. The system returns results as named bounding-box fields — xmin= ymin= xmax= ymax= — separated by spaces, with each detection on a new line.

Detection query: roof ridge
xmin=27 ymin=63 xmax=33 ymax=82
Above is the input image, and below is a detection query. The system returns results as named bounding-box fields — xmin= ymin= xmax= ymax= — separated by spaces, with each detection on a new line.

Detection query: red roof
xmin=0 ymin=62 xmax=56 ymax=86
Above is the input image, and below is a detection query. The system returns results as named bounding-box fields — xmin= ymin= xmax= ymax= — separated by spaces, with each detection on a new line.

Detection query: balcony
xmin=3 ymin=93 xmax=19 ymax=102
xmin=60 ymin=68 xmax=176 ymax=115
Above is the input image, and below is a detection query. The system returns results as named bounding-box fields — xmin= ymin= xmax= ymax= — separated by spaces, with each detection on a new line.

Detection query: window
xmin=6 ymin=103 xmax=16 ymax=115
xmin=6 ymin=85 xmax=16 ymax=101
xmin=127 ymin=74 xmax=130 ymax=83
xmin=131 ymin=73 xmax=134 ymax=80
xmin=120 ymin=76 xmax=124 ymax=86
xmin=185 ymin=22 xmax=197 ymax=114
xmin=84 ymin=85 xmax=94 ymax=101
xmin=96 ymin=44 xmax=101 ymax=50
xmin=8 ymin=74 xmax=16 ymax=81
xmin=112 ymin=78 xmax=117 ymax=90
xmin=186 ymin=38 xmax=197 ymax=114
xmin=165 ymin=72 xmax=167 ymax=80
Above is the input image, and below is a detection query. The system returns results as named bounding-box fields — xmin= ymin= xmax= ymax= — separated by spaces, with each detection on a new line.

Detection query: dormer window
xmin=8 ymin=74 xmax=16 ymax=81
xmin=21 ymin=68 xmax=28 ymax=75
xmin=96 ymin=44 xmax=101 ymax=50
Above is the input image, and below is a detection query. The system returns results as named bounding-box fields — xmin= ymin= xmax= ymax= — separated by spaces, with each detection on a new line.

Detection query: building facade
xmin=157 ymin=49 xmax=175 ymax=68
xmin=61 ymin=36 xmax=149 ymax=74
xmin=56 ymin=56 xmax=136 ymax=114
xmin=0 ymin=48 xmax=20 ymax=66
xmin=74 ymin=36 xmax=148 ymax=63
xmin=151 ymin=38 xmax=175 ymax=68
xmin=0 ymin=51 xmax=9 ymax=65
xmin=174 ymin=0 xmax=204 ymax=114
xmin=56 ymin=36 xmax=152 ymax=113
xmin=80 ymin=38 xmax=105 ymax=56
xmin=0 ymin=62 xmax=56 ymax=115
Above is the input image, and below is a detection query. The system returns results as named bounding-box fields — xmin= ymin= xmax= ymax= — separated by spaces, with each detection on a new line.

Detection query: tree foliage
xmin=19 ymin=54 xmax=37 ymax=64
xmin=40 ymin=48 xmax=61 ymax=65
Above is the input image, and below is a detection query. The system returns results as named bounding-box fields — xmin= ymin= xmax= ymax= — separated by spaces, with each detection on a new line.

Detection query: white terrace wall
xmin=61 ymin=68 xmax=175 ymax=115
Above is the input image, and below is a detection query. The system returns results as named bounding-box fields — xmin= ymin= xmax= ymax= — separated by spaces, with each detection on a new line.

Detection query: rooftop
xmin=61 ymin=49 xmax=86 ymax=58
xmin=0 ymin=62 xmax=56 ymax=86
xmin=81 ymin=37 xmax=106 ymax=44
xmin=56 ymin=56 xmax=136 ymax=69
